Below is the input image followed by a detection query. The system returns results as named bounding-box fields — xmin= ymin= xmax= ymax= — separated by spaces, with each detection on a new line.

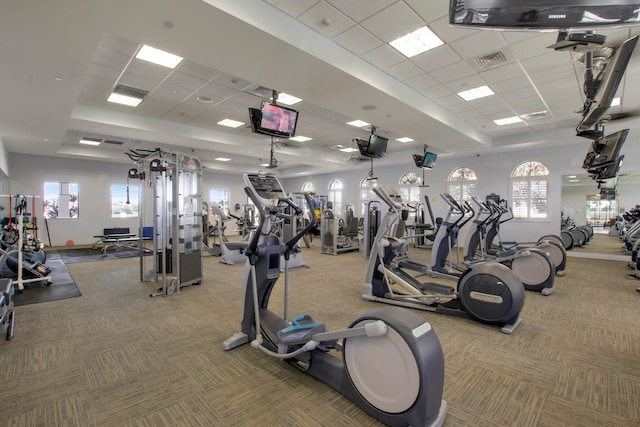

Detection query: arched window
xmin=511 ymin=161 xmax=549 ymax=219
xmin=398 ymin=172 xmax=422 ymax=204
xmin=302 ymin=181 xmax=315 ymax=193
xmin=447 ymin=167 xmax=477 ymax=203
xmin=360 ymin=176 xmax=378 ymax=216
xmin=328 ymin=179 xmax=343 ymax=214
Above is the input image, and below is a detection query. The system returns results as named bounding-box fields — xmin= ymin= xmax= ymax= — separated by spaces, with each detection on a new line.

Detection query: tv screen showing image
xmin=367 ymin=134 xmax=388 ymax=158
xmin=258 ymin=101 xmax=298 ymax=138
xmin=423 ymin=152 xmax=437 ymax=169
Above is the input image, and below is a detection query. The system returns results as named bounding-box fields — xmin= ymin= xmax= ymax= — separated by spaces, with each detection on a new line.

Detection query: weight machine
xmin=127 ymin=148 xmax=203 ymax=297
xmin=0 ymin=194 xmax=51 ymax=291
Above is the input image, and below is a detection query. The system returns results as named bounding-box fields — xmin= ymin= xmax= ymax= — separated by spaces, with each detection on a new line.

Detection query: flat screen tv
xmin=249 ymin=102 xmax=299 ymax=138
xmin=450 ymin=1 xmax=640 ymax=30
xmin=600 ymin=188 xmax=616 ymax=200
xmin=590 ymin=128 xmax=629 ymax=169
xmin=367 ymin=134 xmax=388 ymax=158
xmin=590 ymin=155 xmax=624 ymax=180
xmin=582 ymin=138 xmax=605 ymax=169
xmin=412 ymin=154 xmax=424 ymax=168
xmin=423 ymin=152 xmax=437 ymax=169
xmin=597 ymin=176 xmax=618 ymax=190
xmin=577 ymin=35 xmax=639 ymax=132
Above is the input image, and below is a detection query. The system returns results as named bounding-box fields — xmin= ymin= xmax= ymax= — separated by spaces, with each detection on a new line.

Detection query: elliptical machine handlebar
xmin=243 ymin=186 xmax=317 ymax=263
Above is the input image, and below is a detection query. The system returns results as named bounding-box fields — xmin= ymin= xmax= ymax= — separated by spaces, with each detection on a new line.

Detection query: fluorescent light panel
xmin=217 ymin=119 xmax=244 ymax=128
xmin=135 ymin=45 xmax=183 ymax=69
xmin=276 ymin=93 xmax=302 ymax=105
xmin=340 ymin=147 xmax=358 ymax=153
xmin=289 ymin=136 xmax=312 ymax=142
xmin=611 ymin=97 xmax=621 ymax=106
xmin=493 ymin=116 xmax=523 ymax=126
xmin=79 ymin=138 xmax=101 ymax=146
xmin=347 ymin=120 xmax=370 ymax=127
xmin=457 ymin=85 xmax=495 ymax=101
xmin=390 ymin=26 xmax=443 ymax=58
xmin=396 ymin=137 xmax=414 ymax=143
xmin=215 ymin=157 xmax=231 ymax=162
xmin=107 ymin=93 xmax=143 ymax=107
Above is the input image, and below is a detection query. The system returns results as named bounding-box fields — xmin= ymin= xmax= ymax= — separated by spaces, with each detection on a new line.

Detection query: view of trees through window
xmin=43 ymin=181 xmax=78 ymax=219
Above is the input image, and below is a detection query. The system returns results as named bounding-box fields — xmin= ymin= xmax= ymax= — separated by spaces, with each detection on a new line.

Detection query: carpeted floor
xmin=0 ymin=233 xmax=638 ymax=426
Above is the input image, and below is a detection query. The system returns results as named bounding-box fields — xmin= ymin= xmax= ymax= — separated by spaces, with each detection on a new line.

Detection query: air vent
xmin=521 ymin=111 xmax=549 ymax=121
xmin=112 ymin=84 xmax=149 ymax=99
xmin=243 ymin=84 xmax=274 ymax=99
xmin=473 ymin=51 xmax=508 ymax=70
xmin=103 ymin=139 xmax=125 ymax=145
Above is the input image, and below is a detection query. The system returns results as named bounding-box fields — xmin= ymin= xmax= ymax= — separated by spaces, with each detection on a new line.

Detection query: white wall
xmin=8 ymin=140 xmax=640 ymax=247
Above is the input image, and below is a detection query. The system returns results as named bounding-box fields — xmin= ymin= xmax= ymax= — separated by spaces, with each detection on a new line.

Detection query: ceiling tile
xmin=326 ymin=0 xmax=395 ymax=22
xmin=404 ymin=73 xmax=439 ymax=91
xmin=450 ymin=31 xmax=508 ymax=60
xmin=443 ymin=75 xmax=487 ymax=94
xmin=429 ymin=61 xmax=476 ymax=84
xmin=333 ymin=25 xmax=383 ymax=56
xmin=118 ymin=72 xmax=162 ymax=93
xmin=361 ymin=44 xmax=405 ymax=69
xmin=429 ymin=15 xmax=477 ymax=43
xmin=92 ymin=48 xmax=131 ymax=71
xmin=479 ymin=63 xmax=524 ymax=84
xmin=178 ymin=60 xmax=222 ymax=81
xmin=385 ymin=61 xmax=424 ymax=81
xmin=412 ymin=44 xmax=461 ymax=73
xmin=264 ymin=0 xmax=319 ymax=18
xmin=420 ymin=84 xmax=451 ymax=100
xmin=510 ymin=33 xmax=558 ymax=61
xmin=360 ymin=1 xmax=424 ymax=42
xmin=163 ymin=71 xmax=208 ymax=92
xmin=298 ymin=1 xmax=355 ymax=38
xmin=126 ymin=60 xmax=174 ymax=82
xmin=406 ymin=0 xmax=450 ymax=22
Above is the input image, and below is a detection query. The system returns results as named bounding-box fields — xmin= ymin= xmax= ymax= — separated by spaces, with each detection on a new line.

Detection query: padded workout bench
xmin=93 ymin=227 xmax=149 ymax=255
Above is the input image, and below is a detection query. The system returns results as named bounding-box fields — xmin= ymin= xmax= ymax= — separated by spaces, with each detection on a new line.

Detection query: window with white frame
xmin=510 ymin=161 xmax=549 ymax=219
xmin=210 ymin=189 xmax=230 ymax=215
xmin=447 ymin=167 xmax=477 ymax=204
xmin=43 ymin=181 xmax=78 ymax=219
xmin=302 ymin=181 xmax=315 ymax=193
xmin=111 ymin=185 xmax=138 ymax=218
xmin=398 ymin=172 xmax=422 ymax=204
xmin=328 ymin=179 xmax=343 ymax=214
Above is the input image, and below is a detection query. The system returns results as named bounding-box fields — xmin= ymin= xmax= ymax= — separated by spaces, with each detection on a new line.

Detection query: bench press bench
xmin=93 ymin=227 xmax=148 ymax=255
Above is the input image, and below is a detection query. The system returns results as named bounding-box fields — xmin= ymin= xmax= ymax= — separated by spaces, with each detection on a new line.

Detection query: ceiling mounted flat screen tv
xmin=423 ymin=152 xmax=437 ymax=169
xmin=450 ymin=1 xmax=640 ymax=30
xmin=249 ymin=101 xmax=298 ymax=138
xmin=577 ymin=35 xmax=639 ymax=133
xmin=590 ymin=128 xmax=629 ymax=169
xmin=366 ymin=134 xmax=388 ymax=158
xmin=591 ymin=155 xmax=624 ymax=180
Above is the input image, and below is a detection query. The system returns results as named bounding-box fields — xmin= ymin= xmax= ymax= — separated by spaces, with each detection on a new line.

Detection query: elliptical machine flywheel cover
xmin=457 ymin=262 xmax=525 ymax=324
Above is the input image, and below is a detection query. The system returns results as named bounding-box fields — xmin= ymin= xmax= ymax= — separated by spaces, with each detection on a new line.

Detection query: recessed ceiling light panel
xmin=390 ymin=26 xmax=444 ymax=58
xmin=493 ymin=116 xmax=523 ymax=126
xmin=276 ymin=93 xmax=302 ymax=105
xmin=396 ymin=137 xmax=414 ymax=143
xmin=135 ymin=44 xmax=183 ymax=69
xmin=457 ymin=85 xmax=495 ymax=101
xmin=217 ymin=119 xmax=244 ymax=128
xmin=289 ymin=136 xmax=312 ymax=142
xmin=347 ymin=120 xmax=370 ymax=127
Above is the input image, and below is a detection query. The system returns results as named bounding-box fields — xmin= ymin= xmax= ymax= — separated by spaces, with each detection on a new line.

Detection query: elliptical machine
xmin=363 ymin=185 xmax=525 ymax=335
xmin=224 ymin=173 xmax=448 ymax=427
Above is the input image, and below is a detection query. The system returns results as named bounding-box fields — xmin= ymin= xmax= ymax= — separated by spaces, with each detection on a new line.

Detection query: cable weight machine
xmin=127 ymin=148 xmax=203 ymax=297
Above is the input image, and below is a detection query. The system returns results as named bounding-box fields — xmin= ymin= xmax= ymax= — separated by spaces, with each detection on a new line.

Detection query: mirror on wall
xmin=561 ymin=171 xmax=640 ymax=257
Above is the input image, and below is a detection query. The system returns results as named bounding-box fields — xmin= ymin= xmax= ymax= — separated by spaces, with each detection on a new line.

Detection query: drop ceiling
xmin=1 ymin=0 xmax=640 ymax=178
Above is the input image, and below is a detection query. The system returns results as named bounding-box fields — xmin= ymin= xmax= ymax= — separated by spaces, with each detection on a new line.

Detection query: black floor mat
xmin=51 ymin=247 xmax=142 ymax=264
xmin=11 ymin=256 xmax=81 ymax=306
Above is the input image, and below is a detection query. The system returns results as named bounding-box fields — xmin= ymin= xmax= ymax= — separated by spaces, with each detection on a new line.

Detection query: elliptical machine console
xmin=223 ymin=173 xmax=448 ymax=427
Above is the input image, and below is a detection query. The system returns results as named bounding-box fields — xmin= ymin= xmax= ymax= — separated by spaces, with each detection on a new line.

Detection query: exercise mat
xmin=53 ymin=247 xmax=142 ymax=264
xmin=12 ymin=256 xmax=81 ymax=306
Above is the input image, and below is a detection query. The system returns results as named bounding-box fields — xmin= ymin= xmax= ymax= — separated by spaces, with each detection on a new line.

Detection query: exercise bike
xmin=223 ymin=173 xmax=448 ymax=427
xmin=363 ymin=185 xmax=525 ymax=334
